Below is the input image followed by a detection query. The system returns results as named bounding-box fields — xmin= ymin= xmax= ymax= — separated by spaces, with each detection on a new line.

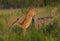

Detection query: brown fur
xmin=12 ymin=7 xmax=35 ymax=35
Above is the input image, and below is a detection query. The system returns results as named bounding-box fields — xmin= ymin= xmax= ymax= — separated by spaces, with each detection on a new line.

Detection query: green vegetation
xmin=0 ymin=6 xmax=60 ymax=41
xmin=0 ymin=0 xmax=58 ymax=8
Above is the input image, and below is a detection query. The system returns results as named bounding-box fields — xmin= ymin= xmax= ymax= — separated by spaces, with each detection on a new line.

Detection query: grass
xmin=0 ymin=6 xmax=60 ymax=41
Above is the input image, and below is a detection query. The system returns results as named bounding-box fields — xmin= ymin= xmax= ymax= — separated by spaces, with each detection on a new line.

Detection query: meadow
xmin=0 ymin=6 xmax=60 ymax=41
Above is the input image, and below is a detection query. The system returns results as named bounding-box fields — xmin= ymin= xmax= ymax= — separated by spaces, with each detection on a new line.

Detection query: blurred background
xmin=0 ymin=0 xmax=59 ymax=9
xmin=0 ymin=0 xmax=60 ymax=41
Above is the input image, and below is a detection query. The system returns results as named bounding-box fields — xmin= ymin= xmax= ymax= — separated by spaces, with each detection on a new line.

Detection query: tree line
xmin=0 ymin=0 xmax=58 ymax=9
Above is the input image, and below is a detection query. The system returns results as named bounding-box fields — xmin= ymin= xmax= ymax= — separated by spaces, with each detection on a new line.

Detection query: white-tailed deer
xmin=12 ymin=7 xmax=35 ymax=35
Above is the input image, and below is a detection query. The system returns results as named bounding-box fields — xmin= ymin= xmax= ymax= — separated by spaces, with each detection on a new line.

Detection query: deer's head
xmin=28 ymin=7 xmax=36 ymax=17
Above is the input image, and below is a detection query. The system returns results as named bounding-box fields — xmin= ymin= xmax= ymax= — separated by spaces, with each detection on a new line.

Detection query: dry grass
xmin=0 ymin=6 xmax=60 ymax=41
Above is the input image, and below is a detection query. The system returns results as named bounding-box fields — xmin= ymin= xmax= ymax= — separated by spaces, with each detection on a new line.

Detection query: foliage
xmin=0 ymin=6 xmax=60 ymax=41
xmin=0 ymin=0 xmax=58 ymax=8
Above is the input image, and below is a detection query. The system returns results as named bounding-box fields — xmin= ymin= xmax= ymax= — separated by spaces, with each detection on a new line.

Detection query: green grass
xmin=0 ymin=6 xmax=60 ymax=41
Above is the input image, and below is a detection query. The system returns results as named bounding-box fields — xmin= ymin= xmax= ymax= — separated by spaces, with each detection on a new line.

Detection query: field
xmin=0 ymin=6 xmax=60 ymax=41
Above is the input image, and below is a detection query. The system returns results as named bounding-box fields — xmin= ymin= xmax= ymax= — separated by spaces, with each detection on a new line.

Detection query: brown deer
xmin=12 ymin=7 xmax=36 ymax=35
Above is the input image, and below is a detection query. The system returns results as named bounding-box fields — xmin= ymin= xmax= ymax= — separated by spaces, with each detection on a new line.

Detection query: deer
xmin=12 ymin=7 xmax=36 ymax=35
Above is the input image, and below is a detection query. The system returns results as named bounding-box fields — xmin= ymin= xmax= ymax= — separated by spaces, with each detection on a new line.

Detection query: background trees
xmin=0 ymin=0 xmax=58 ymax=9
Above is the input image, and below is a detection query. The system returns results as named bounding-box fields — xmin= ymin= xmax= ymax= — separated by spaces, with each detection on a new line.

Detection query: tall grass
xmin=0 ymin=6 xmax=60 ymax=41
